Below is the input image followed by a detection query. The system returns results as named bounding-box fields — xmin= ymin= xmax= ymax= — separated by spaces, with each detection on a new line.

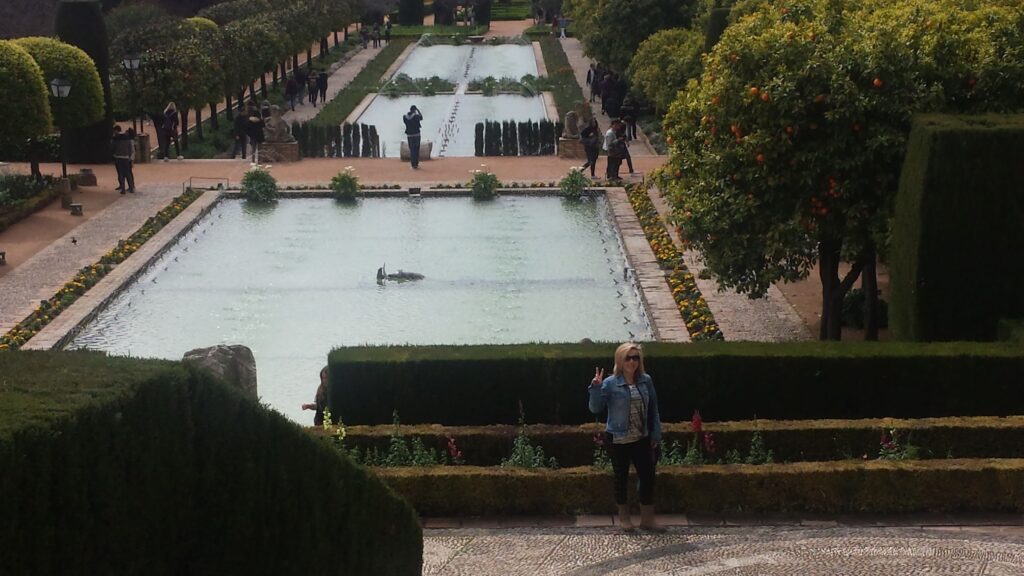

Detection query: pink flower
xmin=447 ymin=437 xmax=463 ymax=461
xmin=691 ymin=410 xmax=703 ymax=435
xmin=703 ymin=432 xmax=716 ymax=454
xmin=592 ymin=433 xmax=604 ymax=447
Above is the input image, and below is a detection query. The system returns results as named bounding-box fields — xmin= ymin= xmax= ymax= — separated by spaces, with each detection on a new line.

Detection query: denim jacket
xmin=588 ymin=373 xmax=662 ymax=443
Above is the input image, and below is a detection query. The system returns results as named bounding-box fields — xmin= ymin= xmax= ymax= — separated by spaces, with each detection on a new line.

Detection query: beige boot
xmin=640 ymin=505 xmax=667 ymax=533
xmin=617 ymin=505 xmax=636 ymax=532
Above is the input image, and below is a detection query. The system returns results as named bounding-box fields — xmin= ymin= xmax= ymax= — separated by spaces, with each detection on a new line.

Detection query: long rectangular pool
xmin=69 ymin=197 xmax=651 ymax=423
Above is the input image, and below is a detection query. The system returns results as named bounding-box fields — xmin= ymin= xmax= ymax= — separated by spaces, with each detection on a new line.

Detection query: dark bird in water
xmin=378 ymin=264 xmax=425 ymax=283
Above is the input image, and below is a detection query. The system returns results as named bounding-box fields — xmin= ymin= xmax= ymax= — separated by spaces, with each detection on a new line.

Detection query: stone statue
xmin=575 ymin=101 xmax=592 ymax=123
xmin=563 ymin=110 xmax=580 ymax=139
xmin=263 ymin=105 xmax=295 ymax=143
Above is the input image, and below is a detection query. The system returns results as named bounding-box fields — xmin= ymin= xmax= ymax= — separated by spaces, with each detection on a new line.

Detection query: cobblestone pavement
xmin=424 ymin=525 xmax=1024 ymax=575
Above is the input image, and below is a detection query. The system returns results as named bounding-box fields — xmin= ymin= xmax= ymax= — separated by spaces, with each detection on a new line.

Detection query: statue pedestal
xmin=558 ymin=138 xmax=585 ymax=159
xmin=400 ymin=140 xmax=433 ymax=161
xmin=259 ymin=141 xmax=300 ymax=162
xmin=76 ymin=168 xmax=96 ymax=186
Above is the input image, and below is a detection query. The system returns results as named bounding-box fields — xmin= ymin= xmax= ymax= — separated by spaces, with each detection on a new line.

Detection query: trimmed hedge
xmin=318 ymin=416 xmax=1024 ymax=467
xmin=999 ymin=319 xmax=1024 ymax=343
xmin=474 ymin=120 xmax=560 ymax=156
xmin=891 ymin=115 xmax=1024 ymax=341
xmin=327 ymin=342 xmax=1024 ymax=425
xmin=55 ymin=0 xmax=114 ymax=163
xmin=377 ymin=460 xmax=1024 ymax=515
xmin=0 ymin=351 xmax=421 ymax=575
xmin=14 ymin=37 xmax=105 ymax=131
xmin=0 ymin=41 xmax=52 ymax=158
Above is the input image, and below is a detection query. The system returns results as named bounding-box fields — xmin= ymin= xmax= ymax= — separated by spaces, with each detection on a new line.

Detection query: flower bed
xmin=626 ymin=183 xmax=723 ymax=340
xmin=0 ymin=188 xmax=205 ymax=350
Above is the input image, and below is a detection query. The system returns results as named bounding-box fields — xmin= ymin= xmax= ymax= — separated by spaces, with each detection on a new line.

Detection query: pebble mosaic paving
xmin=423 ymin=527 xmax=1024 ymax=575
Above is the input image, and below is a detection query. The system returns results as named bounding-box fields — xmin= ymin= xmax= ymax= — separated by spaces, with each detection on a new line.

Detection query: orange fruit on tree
xmin=749 ymin=86 xmax=760 ymax=97
xmin=756 ymin=153 xmax=765 ymax=164
xmin=873 ymin=78 xmax=883 ymax=88
xmin=760 ymin=92 xmax=770 ymax=102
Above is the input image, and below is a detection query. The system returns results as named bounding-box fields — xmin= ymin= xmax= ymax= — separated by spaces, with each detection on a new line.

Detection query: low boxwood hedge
xmin=316 ymin=416 xmax=1024 ymax=467
xmin=377 ymin=460 xmax=1024 ymax=516
xmin=327 ymin=342 xmax=1024 ymax=425
xmin=0 ymin=351 xmax=421 ymax=575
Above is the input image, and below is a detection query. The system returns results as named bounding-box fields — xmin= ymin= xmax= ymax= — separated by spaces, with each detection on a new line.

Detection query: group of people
xmin=230 ymin=100 xmax=268 ymax=160
xmin=285 ymin=68 xmax=329 ymax=111
xmin=360 ymin=20 xmax=391 ymax=49
xmin=577 ymin=117 xmax=632 ymax=181
xmin=305 ymin=341 xmax=667 ymax=532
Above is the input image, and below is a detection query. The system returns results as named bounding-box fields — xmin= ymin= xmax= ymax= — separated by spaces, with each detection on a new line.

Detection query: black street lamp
xmin=49 ymin=75 xmax=72 ymax=180
xmin=122 ymin=53 xmax=142 ymax=133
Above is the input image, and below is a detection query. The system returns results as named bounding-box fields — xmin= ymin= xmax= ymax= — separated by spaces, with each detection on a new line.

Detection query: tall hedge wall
xmin=55 ymin=0 xmax=114 ymax=163
xmin=327 ymin=342 xmax=1024 ymax=425
xmin=891 ymin=115 xmax=1024 ymax=341
xmin=0 ymin=351 xmax=421 ymax=575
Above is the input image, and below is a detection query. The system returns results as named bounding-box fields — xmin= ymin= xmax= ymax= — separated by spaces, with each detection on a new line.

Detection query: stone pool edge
xmin=22 ymin=190 xmax=222 ymax=351
xmin=24 ymin=187 xmax=686 ymax=349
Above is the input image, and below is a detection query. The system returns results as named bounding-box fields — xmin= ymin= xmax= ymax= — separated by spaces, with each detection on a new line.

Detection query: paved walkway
xmin=281 ymin=42 xmax=382 ymax=124
xmin=423 ymin=520 xmax=1024 ymax=575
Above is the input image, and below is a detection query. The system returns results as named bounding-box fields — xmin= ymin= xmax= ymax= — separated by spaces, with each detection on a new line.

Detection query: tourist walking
xmin=285 ymin=75 xmax=299 ymax=111
xmin=579 ymin=117 xmax=601 ymax=178
xmin=317 ymin=71 xmax=328 ymax=103
xmin=588 ymin=343 xmax=665 ymax=533
xmin=111 ymin=125 xmax=136 ymax=194
xmin=604 ymin=119 xmax=625 ymax=180
xmin=301 ymin=366 xmax=331 ymax=426
xmin=295 ymin=67 xmax=309 ymax=105
xmin=230 ymin=108 xmax=249 ymax=159
xmin=617 ymin=120 xmax=634 ymax=174
xmin=403 ymin=105 xmax=423 ymax=169
xmin=373 ymin=23 xmax=381 ymax=48
xmin=360 ymin=25 xmax=369 ymax=49
xmin=244 ymin=103 xmax=265 ymax=162
xmin=384 ymin=19 xmax=392 ymax=45
xmin=307 ymin=73 xmax=318 ymax=107
xmin=160 ymin=101 xmax=181 ymax=161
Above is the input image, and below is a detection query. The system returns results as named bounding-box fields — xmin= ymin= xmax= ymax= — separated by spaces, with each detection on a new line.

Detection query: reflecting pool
xmin=70 ymin=197 xmax=652 ymax=423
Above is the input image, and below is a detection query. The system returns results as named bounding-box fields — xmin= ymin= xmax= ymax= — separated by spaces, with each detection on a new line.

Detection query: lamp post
xmin=49 ymin=75 xmax=72 ymax=180
xmin=122 ymin=53 xmax=142 ymax=133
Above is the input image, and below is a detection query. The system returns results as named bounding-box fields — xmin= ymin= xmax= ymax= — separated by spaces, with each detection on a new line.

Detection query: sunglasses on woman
xmin=625 ymin=355 xmax=641 ymax=362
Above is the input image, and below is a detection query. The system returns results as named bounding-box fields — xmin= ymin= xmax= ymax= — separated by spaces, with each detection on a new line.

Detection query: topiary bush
xmin=469 ymin=165 xmax=499 ymax=200
xmin=241 ymin=165 xmax=278 ymax=203
xmin=0 ymin=41 xmax=52 ymax=159
xmin=55 ymin=0 xmax=114 ymax=163
xmin=14 ymin=37 xmax=104 ymax=132
xmin=559 ymin=167 xmax=589 ymax=200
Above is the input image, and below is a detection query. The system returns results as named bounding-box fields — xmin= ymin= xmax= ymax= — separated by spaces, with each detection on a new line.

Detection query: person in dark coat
xmin=160 ymin=101 xmax=180 ymax=160
xmin=231 ymin=111 xmax=249 ymax=159
xmin=317 ymin=71 xmax=328 ymax=103
xmin=403 ymin=105 xmax=423 ymax=169
xmin=579 ymin=117 xmax=601 ymax=178
xmin=285 ymin=75 xmax=299 ymax=111
xmin=111 ymin=125 xmax=136 ymax=193
xmin=244 ymin=103 xmax=265 ymax=161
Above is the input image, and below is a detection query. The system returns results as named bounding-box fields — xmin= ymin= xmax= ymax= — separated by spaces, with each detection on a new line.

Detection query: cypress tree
xmin=352 ymin=122 xmax=361 ymax=157
xmin=342 ymin=123 xmax=352 ymax=157
xmin=361 ymin=124 xmax=371 ymax=157
xmin=517 ymin=121 xmax=530 ymax=156
xmin=501 ymin=121 xmax=511 ymax=156
xmin=474 ymin=122 xmax=484 ymax=156
xmin=508 ymin=122 xmax=518 ymax=156
xmin=55 ymin=0 xmax=113 ymax=163
xmin=369 ymin=125 xmax=380 ymax=157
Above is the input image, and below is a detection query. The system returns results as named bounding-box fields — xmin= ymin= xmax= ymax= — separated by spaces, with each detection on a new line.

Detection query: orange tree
xmin=629 ymin=27 xmax=704 ymax=115
xmin=661 ymin=0 xmax=1024 ymax=340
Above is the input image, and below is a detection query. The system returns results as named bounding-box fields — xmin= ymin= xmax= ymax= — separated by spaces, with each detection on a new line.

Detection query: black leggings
xmin=607 ymin=434 xmax=655 ymax=505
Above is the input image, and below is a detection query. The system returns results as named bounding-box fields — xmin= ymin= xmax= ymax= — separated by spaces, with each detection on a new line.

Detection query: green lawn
xmin=535 ymin=36 xmax=586 ymax=119
xmin=312 ymin=38 xmax=415 ymax=127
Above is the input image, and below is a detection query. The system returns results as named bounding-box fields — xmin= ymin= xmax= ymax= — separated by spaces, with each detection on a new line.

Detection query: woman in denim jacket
xmin=588 ymin=342 xmax=665 ymax=532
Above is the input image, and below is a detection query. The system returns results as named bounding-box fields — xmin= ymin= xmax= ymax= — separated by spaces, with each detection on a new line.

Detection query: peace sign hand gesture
xmin=590 ymin=367 xmax=605 ymax=388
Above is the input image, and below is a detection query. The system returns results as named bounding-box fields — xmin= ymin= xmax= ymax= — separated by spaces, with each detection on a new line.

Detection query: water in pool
xmin=69 ymin=197 xmax=652 ymax=424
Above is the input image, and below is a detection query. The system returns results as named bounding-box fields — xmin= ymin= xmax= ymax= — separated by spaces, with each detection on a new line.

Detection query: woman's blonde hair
xmin=612 ymin=342 xmax=645 ymax=377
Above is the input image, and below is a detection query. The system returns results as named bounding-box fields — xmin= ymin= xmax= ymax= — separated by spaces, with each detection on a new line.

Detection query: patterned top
xmin=614 ymin=385 xmax=647 ymax=444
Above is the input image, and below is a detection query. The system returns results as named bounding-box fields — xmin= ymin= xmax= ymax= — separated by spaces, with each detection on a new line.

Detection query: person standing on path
xmin=403 ymin=105 xmax=423 ymax=169
xmin=579 ymin=117 xmax=601 ymax=178
xmin=317 ymin=71 xmax=328 ymax=103
xmin=244 ymin=103 xmax=265 ymax=162
xmin=111 ymin=125 xmax=136 ymax=194
xmin=295 ymin=67 xmax=309 ymax=106
xmin=285 ymin=75 xmax=299 ymax=111
xmin=604 ymin=119 xmax=625 ymax=180
xmin=384 ymin=19 xmax=392 ymax=45
xmin=160 ymin=102 xmax=181 ymax=161
xmin=301 ymin=366 xmax=331 ymax=426
xmin=230 ymin=110 xmax=249 ymax=159
xmin=373 ymin=23 xmax=381 ymax=48
xmin=588 ymin=342 xmax=665 ymax=533
xmin=307 ymin=73 xmax=318 ymax=107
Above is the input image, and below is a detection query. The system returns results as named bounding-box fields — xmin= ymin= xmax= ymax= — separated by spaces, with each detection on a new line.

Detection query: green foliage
xmin=196 ymin=0 xmax=272 ymax=25
xmin=379 ymin=73 xmax=456 ymax=97
xmin=744 ymin=430 xmax=774 ymax=464
xmin=663 ymin=0 xmax=1024 ymax=306
xmin=841 ymin=288 xmax=888 ymax=329
xmin=313 ymin=38 xmax=413 ymax=127
xmin=469 ymin=166 xmax=500 ymax=200
xmin=559 ymin=167 xmax=589 ymax=200
xmin=399 ymin=0 xmax=425 ymax=25
xmin=0 ymin=351 xmax=422 ymax=574
xmin=15 ymin=37 xmax=105 ymax=130
xmin=328 ymin=342 xmax=1024 ymax=426
xmin=629 ymin=28 xmax=703 ymax=114
xmin=890 ymin=115 xmax=1024 ymax=341
xmin=564 ymin=0 xmax=697 ymax=72
xmin=877 ymin=429 xmax=920 ymax=461
xmin=535 ymin=36 xmax=584 ymax=119
xmin=105 ymin=2 xmax=168 ymax=44
xmin=0 ymin=175 xmax=59 ymax=233
xmin=331 ymin=167 xmax=360 ymax=201
xmin=501 ymin=410 xmax=559 ymax=469
xmin=0 ymin=41 xmax=52 ymax=156
xmin=241 ymin=166 xmax=278 ymax=202
xmin=55 ymin=0 xmax=114 ymax=163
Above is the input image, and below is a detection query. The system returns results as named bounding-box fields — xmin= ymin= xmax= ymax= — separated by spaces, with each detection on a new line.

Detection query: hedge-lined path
xmin=281 ymin=39 xmax=383 ymax=125
xmin=0 ymin=184 xmax=184 ymax=337
xmin=423 ymin=522 xmax=1024 ymax=575
xmin=646 ymin=185 xmax=811 ymax=342
xmin=559 ymin=37 xmax=658 ymax=158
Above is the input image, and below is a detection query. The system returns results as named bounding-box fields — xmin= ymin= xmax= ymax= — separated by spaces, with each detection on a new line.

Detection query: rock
xmin=182 ymin=345 xmax=257 ymax=400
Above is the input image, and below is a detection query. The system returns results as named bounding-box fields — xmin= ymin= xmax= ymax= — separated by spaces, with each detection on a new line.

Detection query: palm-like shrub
xmin=330 ymin=166 xmax=359 ymax=202
xmin=469 ymin=165 xmax=499 ymax=200
xmin=241 ymin=166 xmax=278 ymax=203
xmin=559 ymin=167 xmax=589 ymax=200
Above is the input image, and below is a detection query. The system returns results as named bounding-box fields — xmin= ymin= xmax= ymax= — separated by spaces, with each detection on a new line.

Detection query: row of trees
xmin=653 ymin=0 xmax=1024 ymax=340
xmin=104 ymin=0 xmax=360 ymax=151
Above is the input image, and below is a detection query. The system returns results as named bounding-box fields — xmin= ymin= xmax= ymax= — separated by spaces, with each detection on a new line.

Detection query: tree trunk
xmin=272 ymin=67 xmax=278 ymax=87
xmin=225 ymin=94 xmax=233 ymax=121
xmin=179 ymin=109 xmax=189 ymax=150
xmin=237 ymin=90 xmax=245 ymax=111
xmin=307 ymin=47 xmax=313 ymax=66
xmin=862 ymin=245 xmax=879 ymax=341
xmin=260 ymin=75 xmax=268 ymax=98
xmin=334 ymin=31 xmax=339 ymax=47
xmin=292 ymin=53 xmax=299 ymax=73
xmin=818 ymin=241 xmax=839 ymax=340
xmin=195 ymin=107 xmax=203 ymax=140
xmin=210 ymin=102 xmax=219 ymax=130
xmin=249 ymin=82 xmax=257 ymax=102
